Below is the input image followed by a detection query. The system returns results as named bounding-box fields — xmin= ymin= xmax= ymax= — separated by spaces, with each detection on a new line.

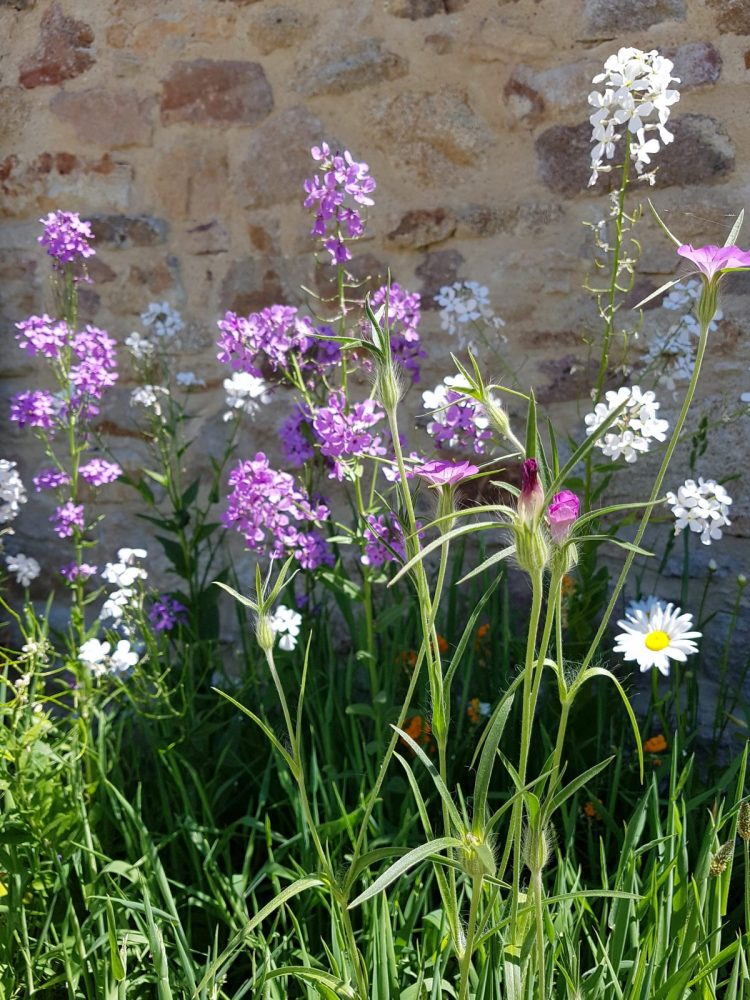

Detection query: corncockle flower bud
xmin=461 ymin=831 xmax=496 ymax=879
xmin=518 ymin=459 xmax=544 ymax=524
xmin=547 ymin=490 xmax=581 ymax=545
xmin=255 ymin=612 xmax=276 ymax=653
xmin=374 ymin=359 xmax=404 ymax=413
xmin=484 ymin=397 xmax=512 ymax=443
xmin=738 ymin=573 xmax=747 ymax=588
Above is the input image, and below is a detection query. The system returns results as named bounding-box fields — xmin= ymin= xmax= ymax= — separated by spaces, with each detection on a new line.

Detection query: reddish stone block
xmin=19 ymin=1 xmax=95 ymax=89
xmin=160 ymin=59 xmax=273 ymax=125
xmin=50 ymin=89 xmax=154 ymax=148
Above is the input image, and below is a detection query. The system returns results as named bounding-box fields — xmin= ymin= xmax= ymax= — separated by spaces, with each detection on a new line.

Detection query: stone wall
xmin=2 ymin=0 xmax=750 ymax=636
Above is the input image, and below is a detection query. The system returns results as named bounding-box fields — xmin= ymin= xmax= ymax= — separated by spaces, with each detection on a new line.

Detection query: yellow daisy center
xmin=645 ymin=629 xmax=670 ymax=652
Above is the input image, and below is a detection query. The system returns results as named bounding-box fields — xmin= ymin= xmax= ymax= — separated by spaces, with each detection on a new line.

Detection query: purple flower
xmin=38 ymin=211 xmax=95 ymax=265
xmin=362 ymin=513 xmax=406 ymax=567
xmin=413 ymin=459 xmax=478 ymax=488
xmin=303 ymin=145 xmax=376 ymax=264
xmin=33 ymin=467 xmax=71 ymax=491
xmin=422 ymin=380 xmax=493 ymax=455
xmin=149 ymin=596 xmax=188 ymax=631
xmin=60 ymin=561 xmax=98 ymax=581
xmin=547 ymin=490 xmax=581 ymax=544
xmin=294 ymin=530 xmax=334 ymax=570
xmin=15 ymin=315 xmax=71 ymax=359
xmin=51 ymin=501 xmax=85 ymax=538
xmin=217 ymin=306 xmax=313 ymax=375
xmin=223 ymin=452 xmax=330 ymax=563
xmin=370 ymin=283 xmax=425 ymax=383
xmin=69 ymin=326 xmax=118 ymax=405
xmin=677 ymin=244 xmax=750 ymax=283
xmin=518 ymin=459 xmax=544 ymax=523
xmin=312 ymin=391 xmax=386 ymax=479
xmin=79 ymin=458 xmax=122 ymax=487
xmin=280 ymin=404 xmax=316 ymax=467
xmin=10 ymin=390 xmax=59 ymax=431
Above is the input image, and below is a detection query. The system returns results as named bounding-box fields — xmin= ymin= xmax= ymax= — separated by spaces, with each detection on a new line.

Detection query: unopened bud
xmin=461 ymin=831 xmax=496 ymax=879
xmin=738 ymin=573 xmax=747 ymax=588
xmin=547 ymin=490 xmax=581 ymax=545
xmin=255 ymin=613 xmax=276 ymax=653
xmin=514 ymin=520 xmax=549 ymax=576
xmin=522 ymin=822 xmax=554 ymax=875
xmin=485 ymin=397 xmax=511 ymax=442
xmin=518 ymin=459 xmax=545 ymax=524
xmin=375 ymin=359 xmax=403 ymax=413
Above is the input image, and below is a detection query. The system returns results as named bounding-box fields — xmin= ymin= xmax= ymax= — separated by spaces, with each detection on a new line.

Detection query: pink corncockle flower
xmin=548 ymin=490 xmax=581 ymax=544
xmin=677 ymin=244 xmax=750 ymax=283
xmin=518 ymin=458 xmax=544 ymax=523
xmin=413 ymin=459 xmax=478 ymax=488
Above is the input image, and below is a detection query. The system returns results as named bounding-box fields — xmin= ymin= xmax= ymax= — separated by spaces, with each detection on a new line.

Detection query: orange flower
xmin=561 ymin=574 xmax=576 ymax=596
xmin=467 ymin=698 xmax=481 ymax=725
xmin=476 ymin=623 xmax=490 ymax=640
xmin=436 ymin=634 xmax=449 ymax=654
xmin=583 ymin=800 xmax=602 ymax=820
xmin=401 ymin=716 xmax=434 ymax=753
xmin=398 ymin=649 xmax=418 ymax=671
xmin=643 ymin=734 xmax=667 ymax=754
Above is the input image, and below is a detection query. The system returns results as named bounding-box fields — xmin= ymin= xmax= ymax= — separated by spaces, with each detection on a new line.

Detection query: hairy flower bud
xmin=522 ymin=822 xmax=554 ymax=875
xmin=548 ymin=490 xmax=581 ymax=545
xmin=255 ymin=613 xmax=276 ymax=653
xmin=461 ymin=831 xmax=496 ymax=879
xmin=518 ymin=459 xmax=544 ymax=524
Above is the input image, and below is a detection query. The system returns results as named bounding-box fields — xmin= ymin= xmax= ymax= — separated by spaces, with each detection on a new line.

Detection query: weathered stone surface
xmin=415 ymin=250 xmax=465 ymax=306
xmin=582 ymin=0 xmax=685 ymax=35
xmin=89 ymin=215 xmax=168 ymax=248
xmin=504 ymin=59 xmax=599 ymax=123
xmin=389 ymin=0 xmax=468 ymax=17
xmin=535 ymin=115 xmax=734 ymax=195
xmin=367 ymin=88 xmax=495 ymax=181
xmin=160 ymin=59 xmax=273 ymax=125
xmin=86 ymin=258 xmax=117 ymax=285
xmin=152 ymin=141 xmax=229 ymax=217
xmin=536 ymin=352 xmax=598 ymax=404
xmin=50 ymin=89 xmax=154 ymax=147
xmin=0 ymin=87 xmax=30 ymax=144
xmin=221 ymin=258 xmax=287 ymax=314
xmin=294 ymin=37 xmax=407 ymax=97
xmin=668 ymin=42 xmax=722 ymax=88
xmin=386 ymin=208 xmax=457 ymax=249
xmin=425 ymin=33 xmax=453 ymax=54
xmin=1 ymin=0 xmax=35 ymax=9
xmin=184 ymin=220 xmax=229 ymax=255
xmin=655 ymin=114 xmax=735 ymax=187
xmin=129 ymin=255 xmax=181 ymax=297
xmin=240 ymin=106 xmax=325 ymax=209
xmin=707 ymin=0 xmax=750 ymax=34
xmin=250 ymin=4 xmax=317 ymax=56
xmin=534 ymin=122 xmax=592 ymax=196
xmin=19 ymin=2 xmax=95 ymax=89
xmin=0 ymin=153 xmax=133 ymax=216
xmin=456 ymin=201 xmax=564 ymax=237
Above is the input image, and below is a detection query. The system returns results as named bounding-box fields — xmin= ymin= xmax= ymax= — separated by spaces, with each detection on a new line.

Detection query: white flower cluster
xmin=141 ymin=301 xmax=184 ymax=340
xmin=434 ymin=281 xmax=505 ymax=349
xmin=641 ymin=280 xmax=723 ymax=392
xmin=5 ymin=552 xmax=40 ymax=586
xmin=78 ymin=637 xmax=139 ymax=678
xmin=125 ymin=331 xmax=156 ymax=361
xmin=223 ymin=372 xmax=272 ymax=422
xmin=0 ymin=460 xmax=27 ymax=525
xmin=101 ymin=547 xmax=148 ymax=623
xmin=584 ymin=385 xmax=669 ymax=463
xmin=268 ymin=604 xmax=302 ymax=651
xmin=665 ymin=477 xmax=732 ymax=546
xmin=130 ymin=384 xmax=169 ymax=417
xmin=588 ymin=47 xmax=680 ymax=187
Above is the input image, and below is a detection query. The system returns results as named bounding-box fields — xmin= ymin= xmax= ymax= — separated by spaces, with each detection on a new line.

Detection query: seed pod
xmin=709 ymin=840 xmax=734 ymax=877
xmin=738 ymin=802 xmax=750 ymax=842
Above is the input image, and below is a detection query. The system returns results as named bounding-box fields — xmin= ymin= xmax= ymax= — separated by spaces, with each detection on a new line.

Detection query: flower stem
xmin=458 ymin=876 xmax=482 ymax=1000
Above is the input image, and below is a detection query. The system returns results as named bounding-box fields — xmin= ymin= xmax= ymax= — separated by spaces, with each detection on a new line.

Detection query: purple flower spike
xmin=413 ymin=459 xmax=478 ymax=488
xmin=677 ymin=244 xmax=750 ymax=283
xmin=38 ymin=211 xmax=95 ymax=265
xmin=518 ymin=458 xmax=544 ymax=523
xmin=548 ymin=490 xmax=581 ymax=544
xmin=149 ymin=596 xmax=188 ymax=632
xmin=51 ymin=501 xmax=85 ymax=538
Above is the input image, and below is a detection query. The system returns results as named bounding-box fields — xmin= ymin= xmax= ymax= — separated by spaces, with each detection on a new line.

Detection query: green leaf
xmin=392 ymin=724 xmax=463 ymax=832
xmin=142 ymin=468 xmax=169 ymax=488
xmin=647 ymin=199 xmax=682 ymax=248
xmin=213 ymin=688 xmax=299 ymax=779
xmin=578 ymin=668 xmax=644 ymax=782
xmin=457 ymin=545 xmax=516 ymax=586
xmin=525 ymin=390 xmax=537 ymax=460
xmin=348 ymin=837 xmax=461 ymax=908
xmin=213 ymin=580 xmax=257 ymax=612
xmin=724 ymin=208 xmax=744 ymax=248
xmin=181 ymin=477 xmax=201 ymax=508
xmin=106 ymin=897 xmax=126 ymax=981
xmin=546 ymin=755 xmax=615 ymax=817
xmin=472 ymin=693 xmax=514 ymax=835
xmin=388 ymin=521 xmax=501 ymax=587
xmin=260 ymin=967 xmax=356 ymax=999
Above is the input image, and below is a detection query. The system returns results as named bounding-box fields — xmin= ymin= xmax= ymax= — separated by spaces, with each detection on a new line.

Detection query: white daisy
xmin=613 ymin=601 xmax=701 ymax=676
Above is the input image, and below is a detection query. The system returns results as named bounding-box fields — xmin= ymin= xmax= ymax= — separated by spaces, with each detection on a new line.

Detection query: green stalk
xmin=458 ymin=876 xmax=483 ymax=1000
xmin=532 ymin=868 xmax=546 ymax=1000
xmin=579 ymin=297 xmax=716 ymax=676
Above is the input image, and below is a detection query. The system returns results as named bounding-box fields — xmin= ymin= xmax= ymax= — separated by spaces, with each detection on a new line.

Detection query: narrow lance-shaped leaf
xmin=348 ymin=837 xmax=462 ymax=909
